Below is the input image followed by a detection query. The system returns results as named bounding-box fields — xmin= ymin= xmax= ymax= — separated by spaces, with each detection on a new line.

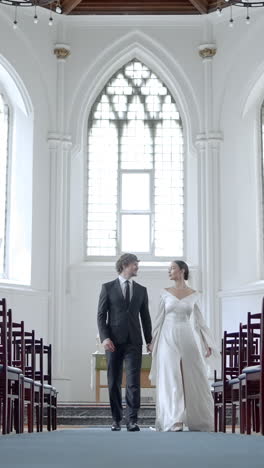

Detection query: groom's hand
xmin=103 ymin=338 xmax=115 ymax=352
xmin=147 ymin=343 xmax=153 ymax=353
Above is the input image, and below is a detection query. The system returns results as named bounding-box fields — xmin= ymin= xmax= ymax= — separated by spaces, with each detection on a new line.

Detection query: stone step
xmin=57 ymin=415 xmax=155 ymax=426
xmin=56 ymin=405 xmax=236 ymax=426
xmin=57 ymin=405 xmax=155 ymax=417
xmin=57 ymin=405 xmax=156 ymax=426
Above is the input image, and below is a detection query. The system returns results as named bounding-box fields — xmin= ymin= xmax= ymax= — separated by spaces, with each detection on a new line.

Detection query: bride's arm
xmin=192 ymin=297 xmax=220 ymax=360
xmin=148 ymin=295 xmax=166 ymax=352
xmin=148 ymin=294 xmax=166 ymax=382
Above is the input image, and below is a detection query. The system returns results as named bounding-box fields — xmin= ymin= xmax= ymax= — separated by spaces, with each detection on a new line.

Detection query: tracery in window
xmin=87 ymin=60 xmax=184 ymax=258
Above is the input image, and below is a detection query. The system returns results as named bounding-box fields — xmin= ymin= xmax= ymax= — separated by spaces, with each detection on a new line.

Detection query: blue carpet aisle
xmin=0 ymin=429 xmax=264 ymax=468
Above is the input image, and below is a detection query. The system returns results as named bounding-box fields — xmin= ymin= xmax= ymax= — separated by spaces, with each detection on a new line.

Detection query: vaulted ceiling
xmin=61 ymin=0 xmax=226 ymax=16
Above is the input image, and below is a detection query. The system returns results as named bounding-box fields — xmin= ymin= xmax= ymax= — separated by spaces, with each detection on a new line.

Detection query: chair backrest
xmin=43 ymin=344 xmax=52 ymax=385
xmin=12 ymin=320 xmax=25 ymax=373
xmin=247 ymin=311 xmax=261 ymax=367
xmin=239 ymin=322 xmax=249 ymax=374
xmin=34 ymin=337 xmax=44 ymax=384
xmin=24 ymin=330 xmax=36 ymax=380
xmin=0 ymin=298 xmax=8 ymax=368
xmin=222 ymin=331 xmax=240 ymax=381
xmin=261 ymin=298 xmax=264 ymax=370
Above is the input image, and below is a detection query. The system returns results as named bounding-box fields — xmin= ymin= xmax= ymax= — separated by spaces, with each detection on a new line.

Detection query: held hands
xmin=147 ymin=342 xmax=154 ymax=353
xmin=205 ymin=347 xmax=212 ymax=358
xmin=103 ymin=338 xmax=115 ymax=352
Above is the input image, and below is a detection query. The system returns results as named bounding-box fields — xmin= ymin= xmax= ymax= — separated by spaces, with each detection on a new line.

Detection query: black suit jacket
xmin=97 ymin=279 xmax=152 ymax=346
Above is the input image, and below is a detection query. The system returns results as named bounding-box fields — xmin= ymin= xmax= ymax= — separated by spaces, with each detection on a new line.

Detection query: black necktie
xmin=125 ymin=280 xmax=130 ymax=309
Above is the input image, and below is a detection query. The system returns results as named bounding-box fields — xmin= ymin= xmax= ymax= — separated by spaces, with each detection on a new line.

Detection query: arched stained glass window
xmin=0 ymin=93 xmax=9 ymax=275
xmin=86 ymin=60 xmax=184 ymax=258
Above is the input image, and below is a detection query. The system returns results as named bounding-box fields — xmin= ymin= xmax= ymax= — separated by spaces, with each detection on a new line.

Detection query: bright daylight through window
xmin=0 ymin=94 xmax=9 ymax=276
xmin=87 ymin=60 xmax=184 ymax=258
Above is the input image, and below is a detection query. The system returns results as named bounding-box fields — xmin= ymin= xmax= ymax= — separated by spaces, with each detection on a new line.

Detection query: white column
xmin=196 ymin=44 xmax=222 ymax=349
xmin=48 ymin=44 xmax=72 ymax=400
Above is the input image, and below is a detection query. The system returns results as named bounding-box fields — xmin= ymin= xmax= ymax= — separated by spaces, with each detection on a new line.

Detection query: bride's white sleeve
xmin=191 ymin=295 xmax=220 ymax=370
xmin=149 ymin=294 xmax=166 ymax=384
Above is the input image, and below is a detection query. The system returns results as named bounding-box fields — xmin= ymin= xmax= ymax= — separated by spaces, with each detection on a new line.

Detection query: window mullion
xmin=117 ymin=122 xmax=123 ymax=256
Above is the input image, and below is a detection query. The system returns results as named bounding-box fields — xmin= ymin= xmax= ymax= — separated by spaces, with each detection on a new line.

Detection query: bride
xmin=149 ymin=260 xmax=220 ymax=432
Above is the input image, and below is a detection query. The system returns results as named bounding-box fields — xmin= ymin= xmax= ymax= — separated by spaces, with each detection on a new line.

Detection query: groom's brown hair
xmin=116 ymin=253 xmax=140 ymax=274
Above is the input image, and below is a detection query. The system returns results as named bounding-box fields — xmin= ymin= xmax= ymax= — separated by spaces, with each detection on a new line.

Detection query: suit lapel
xmin=114 ymin=278 xmax=126 ymax=306
xmin=129 ymin=281 xmax=138 ymax=310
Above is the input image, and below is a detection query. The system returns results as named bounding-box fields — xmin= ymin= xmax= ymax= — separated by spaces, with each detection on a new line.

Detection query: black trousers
xmin=106 ymin=343 xmax=142 ymax=423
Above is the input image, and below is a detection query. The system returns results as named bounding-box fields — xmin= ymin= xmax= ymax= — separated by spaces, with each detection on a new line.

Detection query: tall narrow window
xmin=261 ymin=104 xmax=264 ymax=254
xmin=0 ymin=94 xmax=9 ymax=275
xmin=87 ymin=60 xmax=184 ymax=259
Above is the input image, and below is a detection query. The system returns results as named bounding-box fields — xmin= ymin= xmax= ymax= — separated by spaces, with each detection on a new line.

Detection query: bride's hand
xmin=147 ymin=342 xmax=154 ymax=353
xmin=205 ymin=347 xmax=212 ymax=358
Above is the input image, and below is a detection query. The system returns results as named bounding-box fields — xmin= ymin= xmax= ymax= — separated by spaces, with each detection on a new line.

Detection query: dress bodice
xmin=161 ymin=290 xmax=198 ymax=323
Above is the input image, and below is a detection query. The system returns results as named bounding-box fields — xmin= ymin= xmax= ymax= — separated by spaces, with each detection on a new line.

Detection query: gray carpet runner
xmin=0 ymin=429 xmax=263 ymax=468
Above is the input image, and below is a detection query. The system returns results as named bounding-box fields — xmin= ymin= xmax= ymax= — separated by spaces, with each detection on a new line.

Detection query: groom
xmin=97 ymin=253 xmax=152 ymax=432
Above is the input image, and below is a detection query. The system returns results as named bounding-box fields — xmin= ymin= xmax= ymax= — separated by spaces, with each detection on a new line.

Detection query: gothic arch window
xmin=86 ymin=60 xmax=184 ymax=259
xmin=0 ymin=92 xmax=10 ymax=276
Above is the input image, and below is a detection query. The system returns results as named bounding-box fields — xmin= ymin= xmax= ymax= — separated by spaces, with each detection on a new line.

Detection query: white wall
xmin=0 ymin=7 xmax=263 ymax=403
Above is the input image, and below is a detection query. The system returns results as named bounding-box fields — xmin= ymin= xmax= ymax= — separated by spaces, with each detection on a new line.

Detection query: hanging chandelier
xmin=0 ymin=0 xmax=62 ymax=28
xmin=217 ymin=0 xmax=264 ymax=26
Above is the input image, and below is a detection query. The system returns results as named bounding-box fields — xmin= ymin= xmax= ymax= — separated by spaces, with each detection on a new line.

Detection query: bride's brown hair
xmin=173 ymin=260 xmax=189 ymax=280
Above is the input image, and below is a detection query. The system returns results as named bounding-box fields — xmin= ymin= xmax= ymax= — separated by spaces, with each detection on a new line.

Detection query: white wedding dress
xmin=149 ymin=290 xmax=220 ymax=432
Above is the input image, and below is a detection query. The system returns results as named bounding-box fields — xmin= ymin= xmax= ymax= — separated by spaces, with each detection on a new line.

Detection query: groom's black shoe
xmin=111 ymin=421 xmax=121 ymax=431
xmin=127 ymin=422 xmax=140 ymax=432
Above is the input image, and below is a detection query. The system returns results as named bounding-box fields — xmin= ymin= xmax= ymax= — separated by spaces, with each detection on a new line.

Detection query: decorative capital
xmin=195 ymin=133 xmax=206 ymax=150
xmin=198 ymin=44 xmax=217 ymax=60
xmin=47 ymin=133 xmax=72 ymax=150
xmin=54 ymin=44 xmax=71 ymax=60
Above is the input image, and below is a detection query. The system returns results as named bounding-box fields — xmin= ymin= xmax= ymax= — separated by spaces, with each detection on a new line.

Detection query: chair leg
xmin=252 ymin=399 xmax=257 ymax=433
xmin=222 ymin=402 xmax=226 ymax=433
xmin=2 ymin=396 xmax=7 ymax=435
xmin=214 ymin=394 xmax=218 ymax=432
xmin=231 ymin=403 xmax=236 ymax=433
xmin=255 ymin=401 xmax=260 ymax=433
xmin=240 ymin=402 xmax=244 ymax=434
xmin=52 ymin=394 xmax=57 ymax=430
xmin=246 ymin=399 xmax=251 ymax=435
xmin=40 ymin=390 xmax=43 ymax=432
xmin=8 ymin=398 xmax=12 ymax=433
xmin=20 ymin=381 xmax=24 ymax=434
xmin=36 ymin=401 xmax=40 ymax=432
xmin=261 ymin=392 xmax=264 ymax=436
xmin=35 ymin=390 xmax=40 ymax=432
xmin=47 ymin=394 xmax=52 ymax=431
xmin=219 ymin=405 xmax=223 ymax=432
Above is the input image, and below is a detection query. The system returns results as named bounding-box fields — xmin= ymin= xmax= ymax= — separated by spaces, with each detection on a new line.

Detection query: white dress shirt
xmin=119 ymin=275 xmax=133 ymax=301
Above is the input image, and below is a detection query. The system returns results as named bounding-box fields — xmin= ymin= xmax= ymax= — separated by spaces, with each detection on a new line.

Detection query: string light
xmin=13 ymin=4 xmax=18 ymax=29
xmin=33 ymin=3 xmax=38 ymax=24
xmin=0 ymin=1 xmax=62 ymax=28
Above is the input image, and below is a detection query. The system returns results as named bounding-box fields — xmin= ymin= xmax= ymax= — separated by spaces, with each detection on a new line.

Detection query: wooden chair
xmin=212 ymin=331 xmax=239 ymax=432
xmin=11 ymin=319 xmax=43 ymax=433
xmin=34 ymin=338 xmax=57 ymax=431
xmin=229 ymin=322 xmax=252 ymax=433
xmin=24 ymin=329 xmax=42 ymax=432
xmin=239 ymin=304 xmax=264 ymax=435
xmin=0 ymin=299 xmax=22 ymax=434
xmin=43 ymin=344 xmax=57 ymax=431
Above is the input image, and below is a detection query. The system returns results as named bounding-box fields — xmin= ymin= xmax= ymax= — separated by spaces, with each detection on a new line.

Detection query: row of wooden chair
xmin=0 ymin=297 xmax=57 ymax=435
xmin=212 ymin=297 xmax=264 ymax=435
